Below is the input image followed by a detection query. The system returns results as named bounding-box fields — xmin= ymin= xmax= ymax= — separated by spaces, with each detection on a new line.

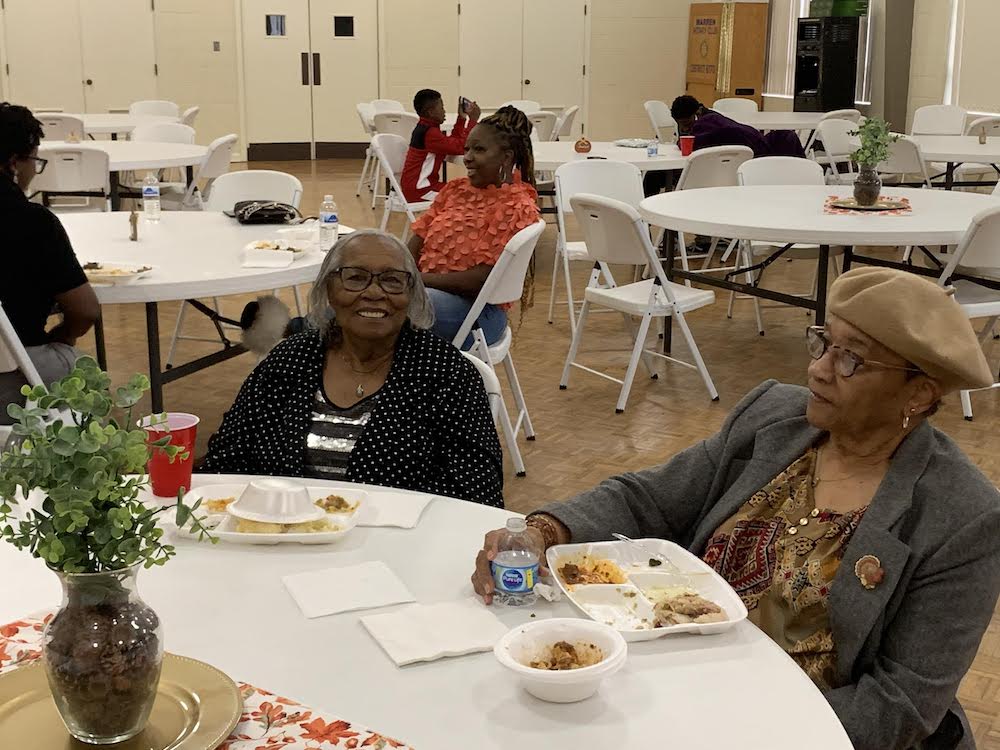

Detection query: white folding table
xmin=730 ymin=111 xmax=826 ymax=132
xmin=533 ymin=141 xmax=688 ymax=173
xmin=68 ymin=113 xmax=180 ymax=138
xmin=910 ymin=135 xmax=1000 ymax=190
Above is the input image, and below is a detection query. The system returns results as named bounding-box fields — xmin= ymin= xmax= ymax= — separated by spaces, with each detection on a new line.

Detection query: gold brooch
xmin=855 ymin=555 xmax=885 ymax=590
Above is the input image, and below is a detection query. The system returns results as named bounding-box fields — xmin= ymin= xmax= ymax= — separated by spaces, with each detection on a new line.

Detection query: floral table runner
xmin=823 ymin=194 xmax=913 ymax=216
xmin=0 ymin=614 xmax=413 ymax=750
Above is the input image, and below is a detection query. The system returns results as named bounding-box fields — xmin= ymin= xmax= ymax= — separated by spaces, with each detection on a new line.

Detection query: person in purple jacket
xmin=671 ymin=95 xmax=805 ymax=159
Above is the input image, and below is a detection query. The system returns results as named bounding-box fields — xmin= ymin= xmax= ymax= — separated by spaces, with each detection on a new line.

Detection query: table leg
xmin=662 ymin=230 xmax=676 ymax=354
xmin=946 ymin=162 xmax=955 ymax=191
xmin=111 ymin=133 xmax=118 ymax=141
xmin=145 ymin=302 xmax=164 ymax=414
xmin=841 ymin=245 xmax=854 ymax=274
xmin=94 ymin=313 xmax=108 ymax=370
xmin=815 ymin=245 xmax=830 ymax=326
xmin=186 ymin=165 xmax=195 ymax=190
xmin=110 ymin=171 xmax=122 ymax=211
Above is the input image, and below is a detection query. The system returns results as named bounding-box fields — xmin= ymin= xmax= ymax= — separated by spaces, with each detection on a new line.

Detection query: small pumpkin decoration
xmin=574 ymin=136 xmax=592 ymax=154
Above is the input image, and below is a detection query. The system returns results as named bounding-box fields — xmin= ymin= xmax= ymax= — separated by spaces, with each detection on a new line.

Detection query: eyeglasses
xmin=333 ymin=267 xmax=412 ymax=295
xmin=806 ymin=326 xmax=922 ymax=378
xmin=29 ymin=156 xmax=47 ymax=175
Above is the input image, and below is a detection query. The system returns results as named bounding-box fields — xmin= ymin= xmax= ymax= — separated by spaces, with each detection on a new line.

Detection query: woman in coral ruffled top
xmin=408 ymin=106 xmax=540 ymax=348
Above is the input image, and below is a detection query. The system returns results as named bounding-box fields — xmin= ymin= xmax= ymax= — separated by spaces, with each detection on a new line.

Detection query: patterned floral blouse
xmin=701 ymin=449 xmax=868 ymax=690
xmin=411 ymin=176 xmax=539 ymax=277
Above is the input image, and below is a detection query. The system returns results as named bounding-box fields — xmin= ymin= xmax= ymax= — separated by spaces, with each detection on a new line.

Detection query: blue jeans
xmin=426 ymin=288 xmax=507 ymax=350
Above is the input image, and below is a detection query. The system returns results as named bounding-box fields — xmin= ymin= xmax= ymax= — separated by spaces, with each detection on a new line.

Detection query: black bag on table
xmin=230 ymin=200 xmax=301 ymax=224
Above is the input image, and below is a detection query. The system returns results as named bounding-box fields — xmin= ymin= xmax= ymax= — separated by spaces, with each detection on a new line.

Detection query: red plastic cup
xmin=140 ymin=413 xmax=199 ymax=498
xmin=679 ymin=136 xmax=695 ymax=157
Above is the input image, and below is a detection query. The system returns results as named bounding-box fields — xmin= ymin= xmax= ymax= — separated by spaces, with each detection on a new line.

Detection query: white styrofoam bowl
xmin=227 ymin=478 xmax=325 ymax=524
xmin=494 ymin=618 xmax=627 ymax=703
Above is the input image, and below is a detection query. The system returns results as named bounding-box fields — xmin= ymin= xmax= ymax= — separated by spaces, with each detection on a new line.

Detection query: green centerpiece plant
xmin=0 ymin=355 xmax=212 ymax=744
xmin=850 ymin=117 xmax=899 ymax=206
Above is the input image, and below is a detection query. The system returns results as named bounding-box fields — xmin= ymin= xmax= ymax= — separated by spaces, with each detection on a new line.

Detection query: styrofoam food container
xmin=494 ymin=618 xmax=627 ymax=703
xmin=228 ymin=478 xmax=325 ymax=524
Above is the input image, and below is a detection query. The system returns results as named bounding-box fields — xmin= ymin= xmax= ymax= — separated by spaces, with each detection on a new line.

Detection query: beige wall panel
xmin=379 ymin=0 xmax=459 ymax=115
xmin=956 ymin=0 xmax=1000 ymax=114
xmin=80 ymin=0 xmax=157 ymax=114
xmin=459 ymin=0 xmax=523 ymax=107
xmin=906 ymin=0 xmax=951 ymax=130
xmin=523 ymin=0 xmax=586 ymax=112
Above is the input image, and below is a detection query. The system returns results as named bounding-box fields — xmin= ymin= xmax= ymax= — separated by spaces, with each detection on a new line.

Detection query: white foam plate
xmin=613 ymin=138 xmax=655 ymax=148
xmin=83 ymin=262 xmax=153 ymax=285
xmin=546 ymin=539 xmax=748 ymax=641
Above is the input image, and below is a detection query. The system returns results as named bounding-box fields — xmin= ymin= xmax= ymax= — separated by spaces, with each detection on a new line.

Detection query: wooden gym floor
xmin=87 ymin=158 xmax=1000 ymax=745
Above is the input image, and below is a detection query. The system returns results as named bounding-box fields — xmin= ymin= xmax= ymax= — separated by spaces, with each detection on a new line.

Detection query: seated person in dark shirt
xmin=401 ymin=89 xmax=481 ymax=203
xmin=0 ymin=103 xmax=99 ymax=423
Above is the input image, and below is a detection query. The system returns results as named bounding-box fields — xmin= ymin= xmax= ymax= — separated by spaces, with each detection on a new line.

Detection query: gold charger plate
xmin=0 ymin=654 xmax=242 ymax=749
xmin=829 ymin=197 xmax=909 ymax=211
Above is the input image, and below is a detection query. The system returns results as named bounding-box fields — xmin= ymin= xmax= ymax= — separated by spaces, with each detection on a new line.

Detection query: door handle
xmin=312 ymin=53 xmax=321 ymax=86
xmin=85 ymin=79 xmax=93 ymax=86
xmin=301 ymin=53 xmax=309 ymax=85
xmin=524 ymin=79 xmax=531 ymax=85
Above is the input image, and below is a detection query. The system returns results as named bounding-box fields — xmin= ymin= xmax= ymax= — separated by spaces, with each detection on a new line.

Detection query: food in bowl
xmin=649 ymin=586 xmax=726 ymax=626
xmin=315 ymin=494 xmax=357 ymax=513
xmin=83 ymin=262 xmax=152 ymax=276
xmin=235 ymin=518 xmax=343 ymax=534
xmin=528 ymin=641 xmax=604 ymax=671
xmin=203 ymin=497 xmax=236 ymax=513
xmin=558 ymin=556 xmax=628 ymax=586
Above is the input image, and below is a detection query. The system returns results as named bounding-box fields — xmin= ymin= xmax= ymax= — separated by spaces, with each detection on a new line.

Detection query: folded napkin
xmin=359 ymin=491 xmax=434 ymax=529
xmin=362 ymin=598 xmax=509 ymax=666
xmin=282 ymin=561 xmax=415 ymax=619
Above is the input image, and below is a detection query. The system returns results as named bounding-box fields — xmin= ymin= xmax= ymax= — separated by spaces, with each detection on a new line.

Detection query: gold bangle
xmin=526 ymin=513 xmax=563 ymax=550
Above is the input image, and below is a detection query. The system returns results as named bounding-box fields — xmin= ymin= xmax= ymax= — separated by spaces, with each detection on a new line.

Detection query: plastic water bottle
xmin=491 ymin=518 xmax=540 ymax=606
xmin=142 ymin=173 xmax=160 ymax=223
xmin=647 ymin=138 xmax=659 ymax=157
xmin=319 ymin=194 xmax=339 ymax=250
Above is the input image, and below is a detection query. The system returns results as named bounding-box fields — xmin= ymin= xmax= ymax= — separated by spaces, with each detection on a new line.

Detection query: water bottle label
xmin=491 ymin=561 xmax=538 ymax=593
xmin=320 ymin=212 xmax=338 ymax=224
xmin=647 ymin=143 xmax=658 ymax=157
xmin=142 ymin=186 xmax=160 ymax=198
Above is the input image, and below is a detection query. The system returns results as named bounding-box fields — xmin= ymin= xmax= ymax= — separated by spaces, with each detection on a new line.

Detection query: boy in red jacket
xmin=401 ymin=89 xmax=480 ymax=202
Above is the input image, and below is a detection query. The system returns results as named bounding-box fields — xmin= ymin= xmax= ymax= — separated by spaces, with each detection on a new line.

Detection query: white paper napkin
xmin=358 ymin=492 xmax=434 ymax=529
xmin=361 ymin=598 xmax=509 ymax=666
xmin=282 ymin=562 xmax=415 ymax=619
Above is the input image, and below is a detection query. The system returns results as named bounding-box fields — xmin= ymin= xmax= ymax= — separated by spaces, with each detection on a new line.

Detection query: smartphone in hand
xmin=460 ymin=96 xmax=471 ymax=114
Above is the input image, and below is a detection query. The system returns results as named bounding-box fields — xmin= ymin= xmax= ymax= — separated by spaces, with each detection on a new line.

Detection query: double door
xmin=241 ymin=0 xmax=378 ymax=156
xmin=1 ymin=0 xmax=157 ymax=114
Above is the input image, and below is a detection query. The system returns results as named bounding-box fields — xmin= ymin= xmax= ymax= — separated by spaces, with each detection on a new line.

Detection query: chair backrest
xmin=940 ymin=204 xmax=1000 ymax=284
xmin=32 ymin=146 xmax=110 ymax=194
xmin=966 ymin=116 xmax=1000 ymax=138
xmin=675 ymin=145 xmax=754 ymax=191
xmin=821 ymin=108 xmax=862 ymax=124
xmin=130 ymin=122 xmax=196 ymax=144
xmin=0 ymin=302 xmax=43 ymax=385
xmin=371 ymin=99 xmax=404 ymax=114
xmin=502 ymin=100 xmax=542 ymax=114
xmin=38 ymin=114 xmax=85 ymax=142
xmin=712 ymin=97 xmax=759 ymax=116
xmin=34 ymin=107 xmax=64 ymax=113
xmin=183 ymin=133 xmax=237 ymax=204
xmin=371 ymin=134 xmax=412 ymax=208
xmin=372 ymin=111 xmax=419 ymax=140
xmin=528 ymin=111 xmax=558 ymax=142
xmin=461 ymin=351 xmax=501 ymax=419
xmin=451 ymin=220 xmax=546 ymax=348
xmin=180 ymin=106 xmax=200 ymax=128
xmin=203 ymin=170 xmax=304 ymax=212
xmin=357 ymin=102 xmax=376 ymax=134
xmin=553 ymin=105 xmax=579 ymax=139
xmin=128 ymin=100 xmax=180 ymax=118
xmin=738 ymin=156 xmax=825 ymax=186
xmin=877 ymin=136 xmax=931 ymax=186
xmin=911 ymin=104 xmax=967 ymax=136
xmin=815 ymin=118 xmax=860 ymax=160
xmin=644 ymin=100 xmax=678 ymax=142
xmin=554 ymin=159 xmax=644 ymax=253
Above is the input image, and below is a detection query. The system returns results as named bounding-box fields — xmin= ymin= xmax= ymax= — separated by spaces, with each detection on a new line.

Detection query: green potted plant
xmin=0 ymin=356 xmax=211 ymax=744
xmin=850 ymin=117 xmax=899 ymax=206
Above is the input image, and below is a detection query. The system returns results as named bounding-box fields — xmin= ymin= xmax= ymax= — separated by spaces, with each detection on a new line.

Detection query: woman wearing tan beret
xmin=472 ymin=267 xmax=999 ymax=750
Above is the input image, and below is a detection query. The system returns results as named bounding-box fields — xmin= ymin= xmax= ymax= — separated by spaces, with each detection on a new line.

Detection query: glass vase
xmin=853 ymin=165 xmax=882 ymax=207
xmin=43 ymin=565 xmax=163 ymax=745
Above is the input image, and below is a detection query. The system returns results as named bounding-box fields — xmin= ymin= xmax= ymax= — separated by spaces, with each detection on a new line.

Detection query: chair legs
xmin=355 ymin=148 xmax=373 ymax=196
xmin=617 ymin=310 xmax=655 ymax=413
xmin=165 ymin=301 xmax=189 ymax=369
xmin=547 ymin=246 xmax=561 ymax=324
xmin=559 ymin=299 xmax=591 ymax=389
xmin=674 ymin=309 xmax=719 ymax=401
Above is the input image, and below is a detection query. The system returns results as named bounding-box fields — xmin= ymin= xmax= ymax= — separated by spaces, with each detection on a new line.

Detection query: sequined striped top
xmin=302 ymin=388 xmax=381 ymax=479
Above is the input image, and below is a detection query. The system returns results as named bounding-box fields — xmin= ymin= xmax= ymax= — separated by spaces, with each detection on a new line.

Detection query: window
xmin=764 ymin=0 xmax=874 ymax=104
xmin=334 ymin=16 xmax=354 ymax=37
xmin=265 ymin=14 xmax=286 ymax=37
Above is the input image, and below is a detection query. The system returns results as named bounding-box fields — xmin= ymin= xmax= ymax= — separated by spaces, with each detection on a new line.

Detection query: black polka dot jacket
xmin=200 ymin=325 xmax=504 ymax=508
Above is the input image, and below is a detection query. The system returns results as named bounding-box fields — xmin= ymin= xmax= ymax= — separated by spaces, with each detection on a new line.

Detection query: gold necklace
xmin=337 ymin=350 xmax=393 ymax=398
xmin=811 ymin=446 xmax=885 ymax=487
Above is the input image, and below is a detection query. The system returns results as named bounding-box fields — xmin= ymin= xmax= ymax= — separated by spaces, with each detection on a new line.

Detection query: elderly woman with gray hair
xmin=201 ymin=230 xmax=503 ymax=508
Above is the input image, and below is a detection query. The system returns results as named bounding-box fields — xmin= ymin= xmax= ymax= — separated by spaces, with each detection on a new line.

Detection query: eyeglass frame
xmin=331 ymin=266 xmax=413 ymax=295
xmin=806 ymin=326 xmax=923 ymax=378
xmin=28 ymin=156 xmax=48 ymax=175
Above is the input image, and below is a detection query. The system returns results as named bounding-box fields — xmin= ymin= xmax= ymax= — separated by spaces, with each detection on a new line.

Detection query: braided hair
xmin=480 ymin=106 xmax=535 ymax=186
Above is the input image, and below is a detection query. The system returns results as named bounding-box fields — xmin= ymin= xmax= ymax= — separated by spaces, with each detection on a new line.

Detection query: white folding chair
xmin=37 ymin=114 xmax=85 ymax=142
xmin=370 ymin=112 xmax=420 ymax=209
xmin=549 ymin=160 xmax=645 ymax=333
xmin=812 ymin=119 xmax=861 ymax=183
xmin=936 ymin=205 xmax=1000 ymax=420
xmin=461 ymin=351 xmax=502 ymax=421
xmin=644 ymin=100 xmax=678 ymax=143
xmin=804 ymin=109 xmax=862 ymax=153
xmin=370 ymin=99 xmax=405 ymax=116
xmin=370 ymin=133 xmax=432 ymax=241
xmin=732 ymin=158 xmax=842 ymax=334
xmin=355 ymin=103 xmax=377 ymax=197
xmin=553 ymin=105 xmax=579 ymax=140
xmin=180 ymin=106 xmax=200 ymax=129
xmin=502 ymin=100 xmax=542 ymax=114
xmin=673 ymin=146 xmax=754 ymax=276
xmin=0 ymin=302 xmax=44 ymax=445
xmin=712 ymin=98 xmax=759 ymax=116
xmin=161 ymin=133 xmax=237 ymax=210
xmin=164 ymin=169 xmax=303 ymax=368
xmin=130 ymin=123 xmax=196 ymax=144
xmin=453 ymin=220 xmax=546 ymax=477
xmin=911 ymin=104 xmax=967 ymax=136
xmin=129 ymin=100 xmax=181 ymax=118
xmin=528 ymin=111 xmax=558 ymax=142
xmin=560 ymin=194 xmax=718 ymax=411
xmin=939 ymin=116 xmax=1000 ymax=187
xmin=878 ymin=136 xmax=932 ymax=188
xmin=32 ymin=145 xmax=110 ymax=212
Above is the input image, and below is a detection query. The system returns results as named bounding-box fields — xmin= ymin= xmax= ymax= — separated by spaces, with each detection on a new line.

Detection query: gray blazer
xmin=543 ymin=381 xmax=1000 ymax=750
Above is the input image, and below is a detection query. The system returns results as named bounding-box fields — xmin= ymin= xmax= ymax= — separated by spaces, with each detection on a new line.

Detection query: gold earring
xmin=902 ymin=413 xmax=910 ymax=430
